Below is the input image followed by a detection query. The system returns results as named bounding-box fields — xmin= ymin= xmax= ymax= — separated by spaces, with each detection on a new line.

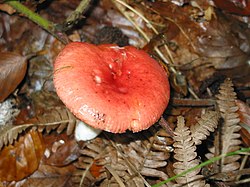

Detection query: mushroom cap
xmin=53 ymin=42 xmax=170 ymax=133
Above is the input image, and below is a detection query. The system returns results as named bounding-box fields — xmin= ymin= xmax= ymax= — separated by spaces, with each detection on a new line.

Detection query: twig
xmin=6 ymin=0 xmax=68 ymax=44
xmin=171 ymin=98 xmax=216 ymax=107
xmin=63 ymin=0 xmax=92 ymax=31
xmin=231 ymin=177 xmax=250 ymax=185
xmin=210 ymin=168 xmax=250 ymax=181
xmin=237 ymin=154 xmax=249 ymax=180
xmin=158 ymin=117 xmax=174 ymax=137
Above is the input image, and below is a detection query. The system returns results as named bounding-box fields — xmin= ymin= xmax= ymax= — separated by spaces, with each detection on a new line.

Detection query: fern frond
xmin=0 ymin=107 xmax=76 ymax=150
xmin=206 ymin=78 xmax=242 ymax=180
xmin=36 ymin=107 xmax=76 ymax=135
xmin=173 ymin=116 xmax=208 ymax=187
xmin=190 ymin=111 xmax=220 ymax=145
xmin=75 ymin=136 xmax=146 ymax=186
xmin=0 ymin=124 xmax=33 ymax=150
xmin=76 ymin=126 xmax=173 ymax=186
xmin=108 ymin=127 xmax=172 ymax=186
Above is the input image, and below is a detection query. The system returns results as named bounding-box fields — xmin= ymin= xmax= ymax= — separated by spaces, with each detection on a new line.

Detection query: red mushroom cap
xmin=53 ymin=42 xmax=170 ymax=133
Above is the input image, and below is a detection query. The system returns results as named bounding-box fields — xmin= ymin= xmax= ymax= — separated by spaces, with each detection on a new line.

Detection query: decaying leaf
xmin=130 ymin=0 xmax=250 ymax=95
xmin=14 ymin=164 xmax=77 ymax=187
xmin=190 ymin=111 xmax=220 ymax=145
xmin=0 ymin=52 xmax=27 ymax=102
xmin=213 ymin=0 xmax=250 ymax=15
xmin=0 ymin=0 xmax=249 ymax=186
xmin=173 ymin=116 xmax=209 ymax=187
xmin=236 ymin=99 xmax=250 ymax=129
xmin=42 ymin=133 xmax=79 ymax=166
xmin=236 ymin=99 xmax=250 ymax=147
xmin=0 ymin=129 xmax=45 ymax=182
xmin=0 ymin=3 xmax=15 ymax=15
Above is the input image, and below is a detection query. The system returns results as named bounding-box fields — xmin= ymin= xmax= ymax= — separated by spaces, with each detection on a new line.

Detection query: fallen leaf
xmin=42 ymin=133 xmax=79 ymax=166
xmin=236 ymin=99 xmax=250 ymax=127
xmin=90 ymin=161 xmax=103 ymax=178
xmin=236 ymin=99 xmax=250 ymax=147
xmin=0 ymin=129 xmax=45 ymax=181
xmin=0 ymin=4 xmax=15 ymax=15
xmin=13 ymin=164 xmax=77 ymax=187
xmin=0 ymin=52 xmax=27 ymax=102
xmin=213 ymin=0 xmax=250 ymax=15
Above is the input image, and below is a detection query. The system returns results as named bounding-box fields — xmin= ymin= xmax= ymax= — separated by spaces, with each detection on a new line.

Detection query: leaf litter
xmin=0 ymin=0 xmax=250 ymax=186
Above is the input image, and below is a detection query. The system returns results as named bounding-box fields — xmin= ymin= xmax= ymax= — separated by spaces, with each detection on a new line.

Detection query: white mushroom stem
xmin=74 ymin=120 xmax=102 ymax=141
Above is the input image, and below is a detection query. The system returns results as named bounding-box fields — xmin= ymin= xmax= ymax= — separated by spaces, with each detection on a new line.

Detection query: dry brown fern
xmin=36 ymin=107 xmax=76 ymax=135
xmin=73 ymin=137 xmax=109 ymax=186
xmin=190 ymin=111 xmax=220 ymax=145
xmin=0 ymin=107 xmax=76 ymax=150
xmin=75 ymin=126 xmax=173 ymax=187
xmin=173 ymin=116 xmax=209 ymax=187
xmin=206 ymin=78 xmax=242 ymax=180
xmin=0 ymin=123 xmax=32 ymax=150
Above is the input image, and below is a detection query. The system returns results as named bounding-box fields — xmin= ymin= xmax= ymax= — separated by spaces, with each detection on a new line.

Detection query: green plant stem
xmin=152 ymin=147 xmax=250 ymax=187
xmin=6 ymin=1 xmax=68 ymax=44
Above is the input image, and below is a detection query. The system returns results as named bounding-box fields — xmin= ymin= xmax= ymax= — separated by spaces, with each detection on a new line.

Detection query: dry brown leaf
xmin=135 ymin=0 xmax=250 ymax=94
xmin=0 ymin=129 xmax=45 ymax=182
xmin=0 ymin=4 xmax=15 ymax=14
xmin=235 ymin=99 xmax=250 ymax=147
xmin=0 ymin=52 xmax=27 ymax=102
xmin=13 ymin=164 xmax=77 ymax=187
xmin=0 ymin=0 xmax=249 ymax=186
xmin=42 ymin=133 xmax=79 ymax=166
xmin=236 ymin=99 xmax=250 ymax=128
xmin=213 ymin=0 xmax=250 ymax=15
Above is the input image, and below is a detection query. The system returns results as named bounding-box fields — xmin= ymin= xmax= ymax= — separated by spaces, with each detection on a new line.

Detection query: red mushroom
xmin=53 ymin=42 xmax=170 ymax=133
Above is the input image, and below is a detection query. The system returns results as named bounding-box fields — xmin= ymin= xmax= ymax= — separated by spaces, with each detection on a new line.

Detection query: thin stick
xmin=105 ymin=165 xmax=126 ymax=187
xmin=171 ymin=98 xmax=216 ymax=107
xmin=64 ymin=0 xmax=92 ymax=31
